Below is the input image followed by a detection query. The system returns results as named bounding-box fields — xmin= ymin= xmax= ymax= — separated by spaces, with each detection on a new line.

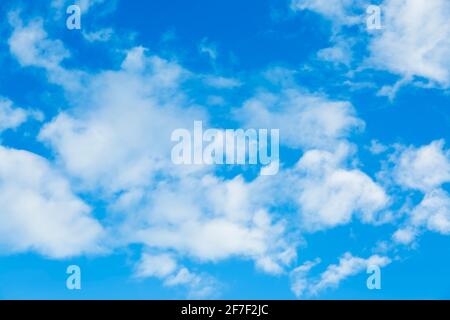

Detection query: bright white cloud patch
xmin=135 ymin=253 xmax=220 ymax=298
xmin=3 ymin=9 xmax=408 ymax=298
xmin=292 ymin=0 xmax=450 ymax=88
xmin=369 ymin=0 xmax=450 ymax=86
xmin=39 ymin=47 xmax=205 ymax=193
xmin=8 ymin=14 xmax=69 ymax=69
xmin=294 ymin=144 xmax=389 ymax=230
xmin=390 ymin=141 xmax=450 ymax=245
xmin=411 ymin=189 xmax=450 ymax=235
xmin=0 ymin=146 xmax=104 ymax=258
xmin=0 ymin=98 xmax=29 ymax=132
xmin=238 ymin=88 xmax=364 ymax=150
xmin=393 ymin=140 xmax=450 ymax=192
xmin=291 ymin=253 xmax=391 ymax=297
xmin=392 ymin=227 xmax=416 ymax=245
xmin=128 ymin=175 xmax=297 ymax=275
xmin=8 ymin=13 xmax=84 ymax=90
xmin=36 ymin=47 xmax=297 ymax=275
xmin=135 ymin=253 xmax=178 ymax=278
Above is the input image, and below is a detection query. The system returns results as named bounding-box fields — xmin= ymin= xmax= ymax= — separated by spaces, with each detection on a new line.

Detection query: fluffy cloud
xmin=34 ymin=46 xmax=297 ymax=275
xmin=389 ymin=140 xmax=450 ymax=245
xmin=238 ymin=88 xmax=364 ymax=150
xmin=39 ymin=47 xmax=205 ymax=193
xmin=0 ymin=98 xmax=42 ymax=133
xmin=8 ymin=14 xmax=69 ymax=69
xmin=135 ymin=253 xmax=220 ymax=298
xmin=8 ymin=13 xmax=84 ymax=90
xmin=267 ymin=143 xmax=389 ymax=231
xmin=126 ymin=175 xmax=297 ymax=275
xmin=0 ymin=146 xmax=104 ymax=258
xmin=292 ymin=0 xmax=450 ymax=88
xmin=393 ymin=189 xmax=450 ymax=245
xmin=5 ymin=10 xmax=394 ymax=297
xmin=135 ymin=253 xmax=178 ymax=278
xmin=392 ymin=227 xmax=416 ymax=245
xmin=291 ymin=253 xmax=391 ymax=297
xmin=368 ymin=0 xmax=450 ymax=86
xmin=392 ymin=140 xmax=450 ymax=192
xmin=411 ymin=189 xmax=450 ymax=235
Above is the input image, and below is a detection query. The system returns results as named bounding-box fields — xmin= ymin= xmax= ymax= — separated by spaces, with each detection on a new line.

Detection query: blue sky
xmin=0 ymin=0 xmax=449 ymax=300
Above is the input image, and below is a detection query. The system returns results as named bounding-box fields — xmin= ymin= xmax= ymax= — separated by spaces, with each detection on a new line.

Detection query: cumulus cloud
xmin=392 ymin=227 xmax=416 ymax=245
xmin=393 ymin=189 xmax=450 ymax=245
xmin=0 ymin=97 xmax=42 ymax=133
xmin=4 ymin=11 xmax=395 ymax=297
xmin=392 ymin=140 xmax=450 ymax=192
xmin=368 ymin=0 xmax=450 ymax=87
xmin=257 ymin=142 xmax=389 ymax=231
xmin=388 ymin=140 xmax=450 ymax=245
xmin=237 ymin=87 xmax=364 ymax=150
xmin=127 ymin=175 xmax=297 ymax=275
xmin=39 ymin=46 xmax=205 ymax=193
xmin=411 ymin=190 xmax=450 ymax=234
xmin=35 ymin=46 xmax=297 ymax=275
xmin=291 ymin=0 xmax=450 ymax=89
xmin=291 ymin=253 xmax=391 ymax=298
xmin=8 ymin=14 xmax=69 ymax=69
xmin=8 ymin=13 xmax=84 ymax=90
xmin=135 ymin=253 xmax=220 ymax=298
xmin=295 ymin=144 xmax=389 ymax=230
xmin=135 ymin=253 xmax=178 ymax=278
xmin=0 ymin=146 xmax=104 ymax=258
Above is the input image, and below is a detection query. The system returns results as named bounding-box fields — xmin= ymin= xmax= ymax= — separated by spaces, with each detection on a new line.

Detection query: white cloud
xmin=0 ymin=146 xmax=104 ymax=258
xmin=290 ymin=0 xmax=368 ymax=27
xmin=368 ymin=0 xmax=450 ymax=87
xmin=199 ymin=38 xmax=218 ymax=61
xmin=203 ymin=76 xmax=241 ymax=89
xmin=39 ymin=47 xmax=205 ymax=193
xmin=0 ymin=98 xmax=31 ymax=133
xmin=291 ymin=252 xmax=391 ymax=297
xmin=165 ymin=268 xmax=220 ymax=299
xmin=5 ymin=13 xmax=396 ymax=297
xmin=35 ymin=46 xmax=297 ymax=276
xmin=389 ymin=140 xmax=450 ymax=245
xmin=237 ymin=88 xmax=364 ymax=150
xmin=8 ymin=13 xmax=84 ymax=90
xmin=290 ymin=258 xmax=321 ymax=297
xmin=317 ymin=39 xmax=352 ymax=66
xmin=285 ymin=143 xmax=389 ymax=230
xmin=368 ymin=139 xmax=388 ymax=155
xmin=129 ymin=175 xmax=297 ymax=275
xmin=135 ymin=253 xmax=178 ymax=278
xmin=411 ymin=189 xmax=450 ymax=235
xmin=393 ymin=140 xmax=450 ymax=192
xmin=393 ymin=189 xmax=450 ymax=245
xmin=310 ymin=253 xmax=390 ymax=295
xmin=392 ymin=227 xmax=416 ymax=245
xmin=236 ymin=83 xmax=388 ymax=232
xmin=292 ymin=0 xmax=450 ymax=89
xmin=135 ymin=253 xmax=220 ymax=298
xmin=8 ymin=14 xmax=69 ymax=70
